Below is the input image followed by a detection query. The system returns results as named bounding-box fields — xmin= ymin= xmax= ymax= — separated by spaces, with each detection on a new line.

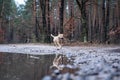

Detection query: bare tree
xmin=59 ymin=0 xmax=64 ymax=33
xmin=76 ymin=0 xmax=89 ymax=42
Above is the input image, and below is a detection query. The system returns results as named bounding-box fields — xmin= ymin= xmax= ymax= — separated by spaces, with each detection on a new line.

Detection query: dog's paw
xmin=57 ymin=47 xmax=62 ymax=50
xmin=56 ymin=48 xmax=60 ymax=50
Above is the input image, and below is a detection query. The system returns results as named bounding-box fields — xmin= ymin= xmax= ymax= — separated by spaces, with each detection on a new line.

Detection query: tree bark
xmin=33 ymin=0 xmax=39 ymax=42
xmin=59 ymin=0 xmax=64 ymax=33
xmin=46 ymin=0 xmax=51 ymax=43
xmin=40 ymin=0 xmax=47 ymax=42
xmin=76 ymin=0 xmax=89 ymax=42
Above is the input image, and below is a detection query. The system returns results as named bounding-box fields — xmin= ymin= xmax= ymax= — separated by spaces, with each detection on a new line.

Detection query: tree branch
xmin=75 ymin=0 xmax=82 ymax=10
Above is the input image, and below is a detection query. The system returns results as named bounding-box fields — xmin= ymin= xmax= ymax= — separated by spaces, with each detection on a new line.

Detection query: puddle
xmin=0 ymin=52 xmax=57 ymax=80
xmin=1 ymin=51 xmax=120 ymax=80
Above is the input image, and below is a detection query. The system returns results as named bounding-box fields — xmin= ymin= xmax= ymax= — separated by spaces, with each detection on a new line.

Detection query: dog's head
xmin=58 ymin=34 xmax=64 ymax=38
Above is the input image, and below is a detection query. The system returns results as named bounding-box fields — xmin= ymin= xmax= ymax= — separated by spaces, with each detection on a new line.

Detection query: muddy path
xmin=0 ymin=44 xmax=119 ymax=54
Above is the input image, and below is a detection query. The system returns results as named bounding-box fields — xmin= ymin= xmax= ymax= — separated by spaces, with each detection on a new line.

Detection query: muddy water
xmin=0 ymin=52 xmax=56 ymax=80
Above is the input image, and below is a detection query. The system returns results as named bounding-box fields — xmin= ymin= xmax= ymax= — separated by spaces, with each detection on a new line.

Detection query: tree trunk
xmin=33 ymin=0 xmax=39 ymax=42
xmin=102 ymin=0 xmax=109 ymax=43
xmin=0 ymin=0 xmax=4 ymax=29
xmin=46 ymin=0 xmax=51 ymax=43
xmin=59 ymin=0 xmax=64 ymax=33
xmin=105 ymin=0 xmax=110 ymax=43
xmin=76 ymin=0 xmax=89 ymax=42
xmin=40 ymin=0 xmax=47 ymax=42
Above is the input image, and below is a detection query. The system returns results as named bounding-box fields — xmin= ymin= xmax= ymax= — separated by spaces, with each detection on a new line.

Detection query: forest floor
xmin=0 ymin=43 xmax=120 ymax=80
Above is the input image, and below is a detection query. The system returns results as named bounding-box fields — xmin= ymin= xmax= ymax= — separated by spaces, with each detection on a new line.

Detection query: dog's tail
xmin=51 ymin=34 xmax=55 ymax=38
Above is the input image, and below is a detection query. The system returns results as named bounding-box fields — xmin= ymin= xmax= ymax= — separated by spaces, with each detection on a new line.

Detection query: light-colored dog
xmin=51 ymin=33 xmax=64 ymax=49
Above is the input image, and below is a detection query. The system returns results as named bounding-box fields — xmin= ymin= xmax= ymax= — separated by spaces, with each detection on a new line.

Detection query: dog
xmin=51 ymin=33 xmax=64 ymax=49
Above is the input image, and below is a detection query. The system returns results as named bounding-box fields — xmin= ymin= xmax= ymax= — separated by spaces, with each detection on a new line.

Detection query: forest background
xmin=0 ymin=0 xmax=120 ymax=44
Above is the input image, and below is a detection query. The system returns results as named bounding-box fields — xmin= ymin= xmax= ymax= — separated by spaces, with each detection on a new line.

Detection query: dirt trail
xmin=0 ymin=44 xmax=119 ymax=54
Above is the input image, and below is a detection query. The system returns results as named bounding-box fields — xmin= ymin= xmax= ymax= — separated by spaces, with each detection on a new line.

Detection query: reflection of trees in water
xmin=0 ymin=52 xmax=3 ymax=64
xmin=0 ymin=53 xmax=55 ymax=80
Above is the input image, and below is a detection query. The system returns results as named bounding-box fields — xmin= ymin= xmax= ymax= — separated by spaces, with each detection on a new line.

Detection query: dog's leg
xmin=60 ymin=38 xmax=64 ymax=46
xmin=54 ymin=41 xmax=58 ymax=48
xmin=57 ymin=41 xmax=62 ymax=49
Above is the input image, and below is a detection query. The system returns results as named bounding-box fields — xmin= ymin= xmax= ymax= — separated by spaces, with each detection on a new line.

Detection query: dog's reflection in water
xmin=50 ymin=54 xmax=79 ymax=75
xmin=50 ymin=54 xmax=68 ymax=70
